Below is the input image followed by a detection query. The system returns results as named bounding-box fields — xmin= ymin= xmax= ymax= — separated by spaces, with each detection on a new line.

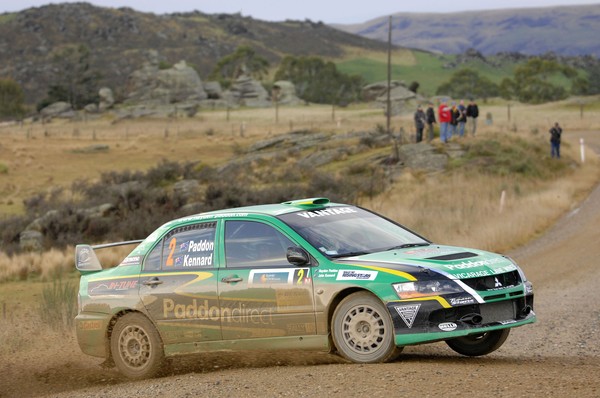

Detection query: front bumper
xmin=389 ymin=293 xmax=535 ymax=346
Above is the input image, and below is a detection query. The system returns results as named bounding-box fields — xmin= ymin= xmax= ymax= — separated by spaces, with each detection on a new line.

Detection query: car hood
xmin=334 ymin=244 xmax=518 ymax=280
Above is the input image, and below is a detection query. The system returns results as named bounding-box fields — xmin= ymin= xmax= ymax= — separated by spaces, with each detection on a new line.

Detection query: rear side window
xmin=144 ymin=222 xmax=216 ymax=271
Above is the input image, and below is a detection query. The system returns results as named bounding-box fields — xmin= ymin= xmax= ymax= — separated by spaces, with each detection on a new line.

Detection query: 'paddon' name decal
xmin=297 ymin=207 xmax=357 ymax=219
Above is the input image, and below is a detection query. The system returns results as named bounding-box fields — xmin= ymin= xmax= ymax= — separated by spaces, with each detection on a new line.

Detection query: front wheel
xmin=332 ymin=291 xmax=401 ymax=363
xmin=445 ymin=329 xmax=510 ymax=356
xmin=110 ymin=312 xmax=165 ymax=379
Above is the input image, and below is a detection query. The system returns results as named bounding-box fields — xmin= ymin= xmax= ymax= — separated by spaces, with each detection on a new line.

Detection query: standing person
xmin=466 ymin=99 xmax=479 ymax=136
xmin=426 ymin=102 xmax=436 ymax=142
xmin=438 ymin=99 xmax=451 ymax=143
xmin=414 ymin=105 xmax=426 ymax=143
xmin=449 ymin=101 xmax=459 ymax=138
xmin=549 ymin=122 xmax=562 ymax=158
xmin=457 ymin=99 xmax=467 ymax=137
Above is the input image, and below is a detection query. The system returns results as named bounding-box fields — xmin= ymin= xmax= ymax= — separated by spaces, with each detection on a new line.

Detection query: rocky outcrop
xmin=272 ymin=80 xmax=302 ymax=105
xmin=98 ymin=87 xmax=115 ymax=111
xmin=126 ymin=51 xmax=207 ymax=105
xmin=228 ymin=74 xmax=270 ymax=107
xmin=39 ymin=101 xmax=75 ymax=120
xmin=373 ymin=83 xmax=419 ymax=116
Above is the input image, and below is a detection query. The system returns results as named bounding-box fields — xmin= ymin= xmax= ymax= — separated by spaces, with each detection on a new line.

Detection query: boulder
xmin=203 ymin=81 xmax=223 ymax=99
xmin=228 ymin=74 xmax=270 ymax=107
xmin=398 ymin=143 xmax=448 ymax=171
xmin=272 ymin=81 xmax=302 ymax=105
xmin=126 ymin=57 xmax=207 ymax=105
xmin=39 ymin=101 xmax=74 ymax=119
xmin=362 ymin=80 xmax=405 ymax=101
xmin=98 ymin=87 xmax=115 ymax=111
xmin=19 ymin=230 xmax=43 ymax=252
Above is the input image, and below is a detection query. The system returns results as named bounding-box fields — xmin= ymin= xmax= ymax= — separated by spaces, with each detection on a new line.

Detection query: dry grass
xmin=0 ymin=98 xmax=598 ymax=281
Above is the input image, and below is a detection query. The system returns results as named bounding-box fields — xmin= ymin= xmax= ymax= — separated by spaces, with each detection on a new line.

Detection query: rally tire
xmin=445 ymin=329 xmax=510 ymax=357
xmin=332 ymin=291 xmax=401 ymax=363
xmin=110 ymin=312 xmax=165 ymax=379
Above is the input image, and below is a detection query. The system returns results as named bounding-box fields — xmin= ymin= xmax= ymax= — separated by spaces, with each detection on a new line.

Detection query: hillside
xmin=334 ymin=4 xmax=600 ymax=56
xmin=0 ymin=2 xmax=389 ymax=104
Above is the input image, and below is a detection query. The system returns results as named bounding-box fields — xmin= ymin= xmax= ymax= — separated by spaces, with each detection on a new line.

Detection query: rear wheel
xmin=445 ymin=329 xmax=510 ymax=356
xmin=332 ymin=291 xmax=401 ymax=363
xmin=110 ymin=313 xmax=164 ymax=379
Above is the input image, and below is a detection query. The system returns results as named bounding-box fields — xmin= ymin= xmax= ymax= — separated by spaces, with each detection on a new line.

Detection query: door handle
xmin=221 ymin=276 xmax=243 ymax=283
xmin=143 ymin=277 xmax=163 ymax=286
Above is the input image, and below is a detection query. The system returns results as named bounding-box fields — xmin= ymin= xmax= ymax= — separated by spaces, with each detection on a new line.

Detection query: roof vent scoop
xmin=282 ymin=198 xmax=330 ymax=207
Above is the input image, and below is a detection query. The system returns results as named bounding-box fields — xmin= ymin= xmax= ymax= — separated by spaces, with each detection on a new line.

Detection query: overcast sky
xmin=1 ymin=0 xmax=598 ymax=23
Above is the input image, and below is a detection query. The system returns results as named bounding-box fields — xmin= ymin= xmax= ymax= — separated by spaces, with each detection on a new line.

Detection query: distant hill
xmin=0 ymin=2 xmax=389 ymax=104
xmin=334 ymin=5 xmax=600 ymax=56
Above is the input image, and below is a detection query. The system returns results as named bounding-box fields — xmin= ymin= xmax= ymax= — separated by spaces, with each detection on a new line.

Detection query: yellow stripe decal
xmin=395 ymin=296 xmax=451 ymax=308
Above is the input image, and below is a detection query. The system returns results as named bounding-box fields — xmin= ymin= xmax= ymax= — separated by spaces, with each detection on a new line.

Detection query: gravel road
xmin=2 ymin=132 xmax=599 ymax=398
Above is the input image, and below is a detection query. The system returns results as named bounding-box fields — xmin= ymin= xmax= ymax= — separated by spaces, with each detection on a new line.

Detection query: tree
xmin=209 ymin=45 xmax=269 ymax=88
xmin=436 ymin=68 xmax=499 ymax=100
xmin=0 ymin=78 xmax=26 ymax=120
xmin=39 ymin=44 xmax=100 ymax=110
xmin=274 ymin=56 xmax=364 ymax=105
xmin=501 ymin=58 xmax=577 ymax=104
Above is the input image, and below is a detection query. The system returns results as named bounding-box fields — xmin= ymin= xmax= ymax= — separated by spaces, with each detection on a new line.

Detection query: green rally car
xmin=75 ymin=198 xmax=535 ymax=379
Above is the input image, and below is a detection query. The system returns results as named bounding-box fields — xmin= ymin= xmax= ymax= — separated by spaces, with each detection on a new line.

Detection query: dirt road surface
xmin=1 ymin=132 xmax=599 ymax=398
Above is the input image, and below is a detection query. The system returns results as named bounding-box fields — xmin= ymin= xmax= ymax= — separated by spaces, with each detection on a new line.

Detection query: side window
xmin=144 ymin=222 xmax=216 ymax=271
xmin=225 ymin=221 xmax=296 ymax=268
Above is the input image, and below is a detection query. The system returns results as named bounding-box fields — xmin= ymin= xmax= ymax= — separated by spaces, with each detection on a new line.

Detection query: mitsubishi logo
xmin=494 ymin=277 xmax=502 ymax=288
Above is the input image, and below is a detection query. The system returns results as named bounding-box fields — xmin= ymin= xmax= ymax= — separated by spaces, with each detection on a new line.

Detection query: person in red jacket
xmin=438 ymin=99 xmax=451 ymax=143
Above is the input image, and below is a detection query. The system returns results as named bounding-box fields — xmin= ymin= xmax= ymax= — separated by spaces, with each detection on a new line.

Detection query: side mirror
xmin=286 ymin=247 xmax=310 ymax=266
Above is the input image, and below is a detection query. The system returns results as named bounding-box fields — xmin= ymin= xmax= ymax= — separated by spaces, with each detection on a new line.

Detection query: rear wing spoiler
xmin=75 ymin=240 xmax=144 ymax=273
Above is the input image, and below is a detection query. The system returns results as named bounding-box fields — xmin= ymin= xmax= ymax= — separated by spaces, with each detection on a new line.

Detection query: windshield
xmin=277 ymin=206 xmax=429 ymax=258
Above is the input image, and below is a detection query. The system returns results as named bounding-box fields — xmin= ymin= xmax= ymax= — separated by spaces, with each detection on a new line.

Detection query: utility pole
xmin=386 ymin=15 xmax=392 ymax=136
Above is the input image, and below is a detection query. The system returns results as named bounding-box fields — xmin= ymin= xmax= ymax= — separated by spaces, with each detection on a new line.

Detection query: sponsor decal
xmin=449 ymin=296 xmax=476 ymax=306
xmin=120 ymin=256 xmax=141 ymax=266
xmin=405 ymin=247 xmax=455 ymax=256
xmin=438 ymin=322 xmax=458 ymax=332
xmin=315 ymin=269 xmax=337 ymax=278
xmin=179 ymin=213 xmax=249 ymax=223
xmin=286 ymin=322 xmax=316 ymax=333
xmin=297 ymin=207 xmax=357 ymax=219
xmin=499 ymin=320 xmax=518 ymax=325
xmin=78 ymin=248 xmax=91 ymax=264
xmin=162 ymin=298 xmax=274 ymax=325
xmin=336 ymin=270 xmax=378 ymax=281
xmin=276 ymin=288 xmax=312 ymax=311
xmin=79 ymin=320 xmax=102 ymax=330
xmin=89 ymin=278 xmax=138 ymax=295
xmin=443 ymin=258 xmax=504 ymax=271
xmin=249 ymin=268 xmax=310 ymax=285
xmin=394 ymin=304 xmax=421 ymax=328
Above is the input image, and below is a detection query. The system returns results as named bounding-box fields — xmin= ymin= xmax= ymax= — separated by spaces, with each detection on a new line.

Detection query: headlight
xmin=393 ymin=280 xmax=464 ymax=299
xmin=504 ymin=256 xmax=529 ymax=283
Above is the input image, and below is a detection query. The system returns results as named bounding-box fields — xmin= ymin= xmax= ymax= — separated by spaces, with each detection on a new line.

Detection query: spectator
xmin=438 ymin=99 xmax=451 ymax=143
xmin=549 ymin=122 xmax=562 ymax=158
xmin=450 ymin=101 xmax=460 ymax=138
xmin=457 ymin=100 xmax=467 ymax=137
xmin=466 ymin=99 xmax=480 ymax=136
xmin=426 ymin=102 xmax=436 ymax=142
xmin=414 ymin=105 xmax=426 ymax=143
